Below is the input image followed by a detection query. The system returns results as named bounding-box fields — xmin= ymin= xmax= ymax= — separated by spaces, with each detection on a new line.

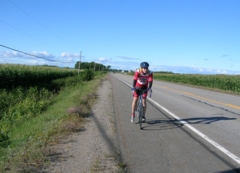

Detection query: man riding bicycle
xmin=131 ymin=62 xmax=153 ymax=123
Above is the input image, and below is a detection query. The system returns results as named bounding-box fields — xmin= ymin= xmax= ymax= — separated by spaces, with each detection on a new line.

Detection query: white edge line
xmin=117 ymin=77 xmax=240 ymax=165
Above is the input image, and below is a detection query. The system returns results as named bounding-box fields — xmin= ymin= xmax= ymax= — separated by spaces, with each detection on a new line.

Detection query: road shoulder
xmin=41 ymin=77 xmax=122 ymax=173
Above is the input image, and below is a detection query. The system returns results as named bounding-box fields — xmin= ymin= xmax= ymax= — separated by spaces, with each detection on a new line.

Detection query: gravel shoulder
xmin=41 ymin=77 xmax=124 ymax=173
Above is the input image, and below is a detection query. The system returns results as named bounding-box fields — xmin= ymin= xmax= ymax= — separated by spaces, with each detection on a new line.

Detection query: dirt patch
xmin=40 ymin=78 xmax=124 ymax=173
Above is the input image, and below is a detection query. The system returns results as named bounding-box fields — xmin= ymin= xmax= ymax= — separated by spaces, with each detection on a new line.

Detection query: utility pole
xmin=78 ymin=51 xmax=82 ymax=75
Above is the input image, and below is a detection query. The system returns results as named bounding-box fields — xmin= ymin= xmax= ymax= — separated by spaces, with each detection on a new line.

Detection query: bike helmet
xmin=140 ymin=62 xmax=149 ymax=69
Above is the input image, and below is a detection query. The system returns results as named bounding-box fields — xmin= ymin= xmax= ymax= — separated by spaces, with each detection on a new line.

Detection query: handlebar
xmin=132 ymin=88 xmax=152 ymax=98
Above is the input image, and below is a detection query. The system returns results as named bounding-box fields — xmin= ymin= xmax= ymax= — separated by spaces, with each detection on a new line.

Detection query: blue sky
xmin=1 ymin=0 xmax=240 ymax=74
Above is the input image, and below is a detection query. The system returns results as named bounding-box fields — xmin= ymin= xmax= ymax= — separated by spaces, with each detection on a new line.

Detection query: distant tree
xmin=74 ymin=61 xmax=108 ymax=71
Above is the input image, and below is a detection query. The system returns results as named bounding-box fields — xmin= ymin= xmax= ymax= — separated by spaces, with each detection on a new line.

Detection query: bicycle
xmin=134 ymin=88 xmax=152 ymax=130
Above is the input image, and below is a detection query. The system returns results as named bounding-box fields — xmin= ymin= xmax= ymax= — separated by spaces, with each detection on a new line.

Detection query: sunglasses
xmin=142 ymin=67 xmax=148 ymax=69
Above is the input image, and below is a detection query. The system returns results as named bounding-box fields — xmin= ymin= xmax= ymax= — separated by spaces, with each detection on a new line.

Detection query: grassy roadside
xmin=0 ymin=73 xmax=107 ymax=173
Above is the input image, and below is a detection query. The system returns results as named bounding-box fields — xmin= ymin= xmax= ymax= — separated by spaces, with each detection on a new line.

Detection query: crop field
xmin=154 ymin=73 xmax=240 ymax=93
xmin=0 ymin=64 xmax=78 ymax=89
xmin=0 ymin=64 xmax=95 ymax=149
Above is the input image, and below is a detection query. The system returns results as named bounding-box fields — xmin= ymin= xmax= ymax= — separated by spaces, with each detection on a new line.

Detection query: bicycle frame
xmin=135 ymin=89 xmax=148 ymax=130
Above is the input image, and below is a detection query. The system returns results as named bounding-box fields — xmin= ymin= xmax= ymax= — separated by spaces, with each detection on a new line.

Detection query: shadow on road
xmin=215 ymin=168 xmax=240 ymax=173
xmin=142 ymin=116 xmax=236 ymax=131
xmin=140 ymin=118 xmax=183 ymax=130
xmin=142 ymin=100 xmax=236 ymax=131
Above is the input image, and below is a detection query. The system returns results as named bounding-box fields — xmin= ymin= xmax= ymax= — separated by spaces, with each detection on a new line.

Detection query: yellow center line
xmin=161 ymin=85 xmax=240 ymax=111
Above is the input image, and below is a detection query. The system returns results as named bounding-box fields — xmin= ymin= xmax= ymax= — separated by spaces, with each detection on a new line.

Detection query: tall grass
xmin=0 ymin=64 xmax=104 ymax=172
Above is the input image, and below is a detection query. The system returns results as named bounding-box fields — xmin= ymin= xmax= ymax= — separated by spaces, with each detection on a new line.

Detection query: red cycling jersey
xmin=134 ymin=68 xmax=153 ymax=88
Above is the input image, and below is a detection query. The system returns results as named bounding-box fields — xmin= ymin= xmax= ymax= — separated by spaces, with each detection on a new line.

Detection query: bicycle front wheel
xmin=139 ymin=106 xmax=144 ymax=130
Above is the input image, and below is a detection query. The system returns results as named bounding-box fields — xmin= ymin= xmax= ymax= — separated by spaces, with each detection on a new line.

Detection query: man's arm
xmin=148 ymin=72 xmax=153 ymax=89
xmin=133 ymin=70 xmax=139 ymax=89
xmin=132 ymin=80 xmax=137 ymax=88
xmin=148 ymin=81 xmax=152 ymax=89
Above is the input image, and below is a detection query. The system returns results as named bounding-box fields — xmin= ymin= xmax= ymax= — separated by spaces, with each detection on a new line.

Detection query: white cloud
xmin=60 ymin=52 xmax=79 ymax=58
xmin=216 ymin=69 xmax=228 ymax=74
xmin=2 ymin=51 xmax=25 ymax=58
xmin=0 ymin=50 xmax=56 ymax=60
xmin=32 ymin=51 xmax=55 ymax=59
xmin=98 ymin=57 xmax=112 ymax=63
xmin=116 ymin=56 xmax=140 ymax=60
xmin=0 ymin=50 xmax=76 ymax=67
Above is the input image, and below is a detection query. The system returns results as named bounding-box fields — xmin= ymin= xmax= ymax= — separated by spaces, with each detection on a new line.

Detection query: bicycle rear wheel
xmin=139 ymin=106 xmax=144 ymax=130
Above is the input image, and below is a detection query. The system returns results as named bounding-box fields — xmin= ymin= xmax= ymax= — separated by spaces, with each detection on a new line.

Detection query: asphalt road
xmin=110 ymin=73 xmax=240 ymax=173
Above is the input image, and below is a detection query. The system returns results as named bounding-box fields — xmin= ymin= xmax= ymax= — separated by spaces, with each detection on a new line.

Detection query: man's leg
xmin=132 ymin=97 xmax=138 ymax=114
xmin=142 ymin=98 xmax=147 ymax=112
xmin=131 ymin=97 xmax=138 ymax=122
xmin=142 ymin=98 xmax=147 ymax=122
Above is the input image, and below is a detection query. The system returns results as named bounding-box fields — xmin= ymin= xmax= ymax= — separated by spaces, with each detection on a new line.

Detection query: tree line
xmin=74 ymin=61 xmax=110 ymax=71
xmin=74 ymin=61 xmax=130 ymax=72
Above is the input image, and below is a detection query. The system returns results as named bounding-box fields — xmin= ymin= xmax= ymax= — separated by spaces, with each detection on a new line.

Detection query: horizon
xmin=1 ymin=61 xmax=240 ymax=76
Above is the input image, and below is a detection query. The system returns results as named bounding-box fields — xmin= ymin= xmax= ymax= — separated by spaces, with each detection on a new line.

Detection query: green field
xmin=153 ymin=73 xmax=240 ymax=94
xmin=0 ymin=64 xmax=78 ymax=89
xmin=0 ymin=64 xmax=104 ymax=172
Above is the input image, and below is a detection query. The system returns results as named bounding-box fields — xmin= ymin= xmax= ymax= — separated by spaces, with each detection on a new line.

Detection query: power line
xmin=0 ymin=44 xmax=74 ymax=63
xmin=7 ymin=0 xmax=79 ymax=50
xmin=0 ymin=20 xmax=63 ymax=52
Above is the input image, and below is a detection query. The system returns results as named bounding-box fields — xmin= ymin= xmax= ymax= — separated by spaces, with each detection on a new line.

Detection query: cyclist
xmin=131 ymin=62 xmax=153 ymax=123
